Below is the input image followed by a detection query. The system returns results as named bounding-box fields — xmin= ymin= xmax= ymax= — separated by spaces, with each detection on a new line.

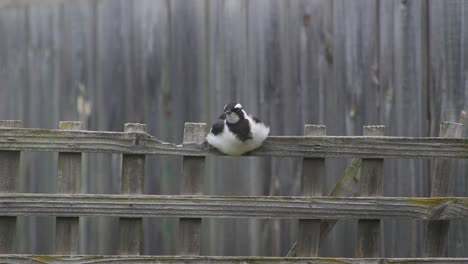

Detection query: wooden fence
xmin=0 ymin=119 xmax=468 ymax=263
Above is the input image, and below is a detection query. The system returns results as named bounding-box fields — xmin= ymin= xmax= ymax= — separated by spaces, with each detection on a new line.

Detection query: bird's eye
xmin=234 ymin=103 xmax=242 ymax=109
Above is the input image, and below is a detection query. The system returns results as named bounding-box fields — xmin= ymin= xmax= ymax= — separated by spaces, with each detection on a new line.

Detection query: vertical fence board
xmin=0 ymin=120 xmax=22 ymax=253
xmin=55 ymin=121 xmax=82 ymax=255
xmin=356 ymin=126 xmax=384 ymax=258
xmin=424 ymin=122 xmax=462 ymax=257
xmin=297 ymin=125 xmax=326 ymax=257
xmin=387 ymin=0 xmax=428 ymax=257
xmin=118 ymin=123 xmax=146 ymax=255
xmin=177 ymin=123 xmax=206 ymax=255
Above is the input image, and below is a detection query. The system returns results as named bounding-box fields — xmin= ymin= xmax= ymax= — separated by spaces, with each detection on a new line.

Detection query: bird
xmin=206 ymin=102 xmax=270 ymax=156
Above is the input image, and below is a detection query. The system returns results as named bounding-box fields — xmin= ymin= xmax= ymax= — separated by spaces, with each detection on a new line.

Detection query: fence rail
xmin=0 ymin=194 xmax=465 ymax=220
xmin=1 ymin=127 xmax=468 ymax=158
xmin=0 ymin=121 xmax=466 ymax=261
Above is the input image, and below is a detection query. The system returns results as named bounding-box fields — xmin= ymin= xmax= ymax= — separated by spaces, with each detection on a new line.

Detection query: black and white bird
xmin=206 ymin=103 xmax=270 ymax=156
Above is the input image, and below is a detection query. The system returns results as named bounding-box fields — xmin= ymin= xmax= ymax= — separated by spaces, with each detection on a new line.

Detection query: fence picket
xmin=55 ymin=121 xmax=82 ymax=254
xmin=297 ymin=125 xmax=326 ymax=256
xmin=0 ymin=120 xmax=21 ymax=253
xmin=356 ymin=126 xmax=384 ymax=257
xmin=177 ymin=123 xmax=207 ymax=255
xmin=118 ymin=123 xmax=147 ymax=255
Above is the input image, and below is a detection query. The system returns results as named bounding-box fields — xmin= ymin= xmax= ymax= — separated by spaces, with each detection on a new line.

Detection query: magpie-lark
xmin=206 ymin=103 xmax=270 ymax=156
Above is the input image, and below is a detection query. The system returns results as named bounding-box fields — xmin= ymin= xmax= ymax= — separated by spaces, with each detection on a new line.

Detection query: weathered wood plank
xmin=178 ymin=123 xmax=206 ymax=255
xmin=0 ymin=120 xmax=21 ymax=253
xmin=424 ymin=122 xmax=463 ymax=257
xmin=297 ymin=125 xmax=326 ymax=257
xmin=357 ymin=126 xmax=384 ymax=257
xmin=0 ymin=194 xmax=466 ymax=220
xmin=0 ymin=255 xmax=466 ymax=264
xmin=119 ymin=123 xmax=146 ymax=255
xmin=55 ymin=121 xmax=82 ymax=255
xmin=3 ymin=128 xmax=468 ymax=158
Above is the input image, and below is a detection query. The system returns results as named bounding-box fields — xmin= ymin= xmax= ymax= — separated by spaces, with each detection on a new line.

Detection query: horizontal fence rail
xmin=1 ymin=128 xmax=468 ymax=158
xmin=0 ymin=194 xmax=466 ymax=220
xmin=0 ymin=256 xmax=467 ymax=264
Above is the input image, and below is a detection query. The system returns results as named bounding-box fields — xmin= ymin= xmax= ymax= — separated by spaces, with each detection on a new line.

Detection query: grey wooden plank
xmin=5 ymin=128 xmax=468 ymax=159
xmin=57 ymin=0 xmax=96 ymax=254
xmin=357 ymin=126 xmax=384 ymax=258
xmin=178 ymin=123 xmax=207 ymax=255
xmin=0 ymin=9 xmax=27 ymax=121
xmin=0 ymin=194 xmax=467 ymax=220
xmin=0 ymin=120 xmax=21 ymax=253
xmin=297 ymin=125 xmax=326 ymax=257
xmin=127 ymin=0 xmax=172 ymax=256
xmin=378 ymin=0 xmax=397 ymax=257
xmin=331 ymin=0 xmax=381 ymax=255
xmin=118 ymin=123 xmax=146 ymax=255
xmin=448 ymin=0 xmax=468 ymax=257
xmin=390 ymin=0 xmax=430 ymax=257
xmin=425 ymin=122 xmax=463 ymax=257
xmin=25 ymin=3 xmax=62 ymax=253
xmin=0 ymin=256 xmax=465 ymax=264
xmin=55 ymin=121 xmax=82 ymax=255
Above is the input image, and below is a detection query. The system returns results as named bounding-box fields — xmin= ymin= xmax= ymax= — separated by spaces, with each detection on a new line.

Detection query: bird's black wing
xmin=252 ymin=116 xmax=262 ymax=123
xmin=210 ymin=121 xmax=224 ymax=135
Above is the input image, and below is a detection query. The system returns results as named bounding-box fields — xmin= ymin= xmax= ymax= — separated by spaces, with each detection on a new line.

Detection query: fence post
xmin=356 ymin=125 xmax=384 ymax=257
xmin=118 ymin=123 xmax=146 ymax=255
xmin=0 ymin=120 xmax=22 ymax=253
xmin=177 ymin=123 xmax=207 ymax=255
xmin=424 ymin=121 xmax=462 ymax=257
xmin=55 ymin=121 xmax=82 ymax=254
xmin=297 ymin=125 xmax=326 ymax=256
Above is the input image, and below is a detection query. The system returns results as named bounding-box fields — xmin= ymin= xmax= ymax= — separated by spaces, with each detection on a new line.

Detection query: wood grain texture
xmin=0 ymin=120 xmax=21 ymax=253
xmin=297 ymin=125 xmax=326 ymax=257
xmin=119 ymin=124 xmax=146 ymax=255
xmin=1 ymin=0 xmax=468 ymax=257
xmin=178 ymin=123 xmax=206 ymax=255
xmin=0 ymin=255 xmax=465 ymax=264
xmin=424 ymin=122 xmax=463 ymax=257
xmin=0 ymin=194 xmax=465 ymax=220
xmin=55 ymin=121 xmax=82 ymax=255
xmin=357 ymin=126 xmax=384 ymax=258
xmin=3 ymin=128 xmax=468 ymax=159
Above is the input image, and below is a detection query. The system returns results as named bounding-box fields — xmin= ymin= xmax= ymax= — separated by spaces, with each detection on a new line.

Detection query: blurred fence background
xmin=0 ymin=0 xmax=467 ymax=257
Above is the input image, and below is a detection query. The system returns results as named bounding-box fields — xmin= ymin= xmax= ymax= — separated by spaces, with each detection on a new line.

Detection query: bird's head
xmin=221 ymin=103 xmax=245 ymax=124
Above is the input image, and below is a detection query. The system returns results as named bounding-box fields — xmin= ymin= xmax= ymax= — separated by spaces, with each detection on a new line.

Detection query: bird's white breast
xmin=206 ymin=115 xmax=270 ymax=156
